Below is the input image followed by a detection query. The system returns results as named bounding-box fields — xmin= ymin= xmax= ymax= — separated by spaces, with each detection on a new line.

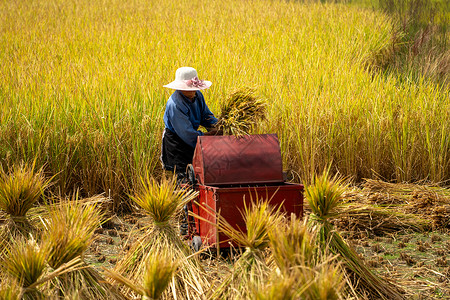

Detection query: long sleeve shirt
xmin=163 ymin=90 xmax=218 ymax=148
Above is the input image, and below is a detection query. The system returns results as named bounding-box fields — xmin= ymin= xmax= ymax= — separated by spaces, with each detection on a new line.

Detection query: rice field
xmin=0 ymin=0 xmax=449 ymax=298
xmin=1 ymin=0 xmax=448 ymax=209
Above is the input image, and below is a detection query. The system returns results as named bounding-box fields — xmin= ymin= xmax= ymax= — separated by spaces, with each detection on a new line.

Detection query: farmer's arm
xmin=198 ymin=93 xmax=218 ymax=128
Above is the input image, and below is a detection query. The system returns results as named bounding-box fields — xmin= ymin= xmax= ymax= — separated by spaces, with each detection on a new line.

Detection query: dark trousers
xmin=160 ymin=129 xmax=195 ymax=178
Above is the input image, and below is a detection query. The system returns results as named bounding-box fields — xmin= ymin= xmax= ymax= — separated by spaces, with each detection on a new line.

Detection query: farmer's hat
xmin=163 ymin=67 xmax=212 ymax=91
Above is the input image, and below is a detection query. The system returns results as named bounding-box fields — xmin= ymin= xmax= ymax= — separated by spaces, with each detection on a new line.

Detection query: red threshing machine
xmin=185 ymin=134 xmax=304 ymax=250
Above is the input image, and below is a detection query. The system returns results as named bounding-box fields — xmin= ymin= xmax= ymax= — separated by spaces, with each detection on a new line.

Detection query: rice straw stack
xmin=0 ymin=163 xmax=51 ymax=239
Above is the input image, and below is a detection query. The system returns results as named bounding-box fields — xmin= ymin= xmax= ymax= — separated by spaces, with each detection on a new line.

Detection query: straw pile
xmin=216 ymin=88 xmax=267 ymax=136
xmin=335 ymin=179 xmax=450 ymax=232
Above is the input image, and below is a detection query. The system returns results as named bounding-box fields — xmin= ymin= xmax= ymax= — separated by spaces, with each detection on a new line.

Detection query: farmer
xmin=161 ymin=66 xmax=220 ymax=181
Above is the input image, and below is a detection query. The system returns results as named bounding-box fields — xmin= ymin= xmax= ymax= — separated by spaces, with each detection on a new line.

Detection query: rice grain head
xmin=306 ymin=169 xmax=347 ymax=221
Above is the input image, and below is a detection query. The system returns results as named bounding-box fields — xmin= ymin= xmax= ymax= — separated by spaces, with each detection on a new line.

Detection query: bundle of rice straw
xmin=216 ymin=87 xmax=267 ymax=136
xmin=42 ymin=195 xmax=127 ymax=300
xmin=266 ymin=215 xmax=345 ymax=300
xmin=207 ymin=199 xmax=283 ymax=300
xmin=106 ymin=246 xmax=179 ymax=300
xmin=306 ymin=170 xmax=406 ymax=300
xmin=0 ymin=237 xmax=47 ymax=299
xmin=112 ymin=174 xmax=208 ymax=299
xmin=0 ymin=163 xmax=51 ymax=239
xmin=0 ymin=232 xmax=85 ymax=299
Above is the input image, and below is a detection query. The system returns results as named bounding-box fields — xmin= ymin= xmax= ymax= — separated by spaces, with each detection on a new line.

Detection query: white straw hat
xmin=163 ymin=67 xmax=212 ymax=91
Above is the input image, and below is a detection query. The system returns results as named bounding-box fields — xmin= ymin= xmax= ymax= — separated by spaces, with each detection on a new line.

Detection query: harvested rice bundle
xmin=0 ymin=236 xmax=84 ymax=300
xmin=0 ymin=163 xmax=51 ymax=238
xmin=113 ymin=174 xmax=207 ymax=300
xmin=267 ymin=215 xmax=345 ymax=300
xmin=42 ymin=195 xmax=126 ymax=300
xmin=306 ymin=170 xmax=405 ymax=300
xmin=216 ymin=87 xmax=267 ymax=136
xmin=0 ymin=237 xmax=47 ymax=299
xmin=106 ymin=247 xmax=179 ymax=300
xmin=0 ymin=277 xmax=21 ymax=300
xmin=209 ymin=199 xmax=283 ymax=300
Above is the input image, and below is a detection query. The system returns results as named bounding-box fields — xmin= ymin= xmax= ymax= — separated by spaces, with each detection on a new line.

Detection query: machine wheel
xmin=186 ymin=164 xmax=197 ymax=186
xmin=192 ymin=235 xmax=202 ymax=252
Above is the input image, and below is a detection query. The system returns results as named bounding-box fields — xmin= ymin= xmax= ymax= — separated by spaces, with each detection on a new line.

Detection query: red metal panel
xmin=193 ymin=183 xmax=303 ymax=248
xmin=192 ymin=134 xmax=284 ymax=186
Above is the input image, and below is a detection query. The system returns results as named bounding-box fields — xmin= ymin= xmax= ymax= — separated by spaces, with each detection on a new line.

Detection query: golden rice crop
xmin=0 ymin=0 xmax=448 ymax=210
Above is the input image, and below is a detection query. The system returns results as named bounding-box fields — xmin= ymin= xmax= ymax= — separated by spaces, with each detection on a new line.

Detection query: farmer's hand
xmin=204 ymin=127 xmax=223 ymax=136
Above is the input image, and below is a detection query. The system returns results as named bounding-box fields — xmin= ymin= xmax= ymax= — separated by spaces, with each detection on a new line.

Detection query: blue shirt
xmin=163 ymin=90 xmax=218 ymax=148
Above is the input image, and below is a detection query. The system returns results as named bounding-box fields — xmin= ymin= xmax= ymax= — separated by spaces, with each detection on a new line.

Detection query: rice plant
xmin=216 ymin=87 xmax=267 ymax=136
xmin=306 ymin=169 xmax=405 ymax=299
xmin=0 ymin=163 xmax=51 ymax=236
xmin=113 ymin=174 xmax=207 ymax=299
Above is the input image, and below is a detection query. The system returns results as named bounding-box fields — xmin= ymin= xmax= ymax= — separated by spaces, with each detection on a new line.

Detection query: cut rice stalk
xmin=42 ymin=195 xmax=126 ymax=300
xmin=0 ymin=237 xmax=47 ymax=299
xmin=268 ymin=215 xmax=345 ymax=300
xmin=43 ymin=194 xmax=103 ymax=269
xmin=106 ymin=246 xmax=178 ymax=300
